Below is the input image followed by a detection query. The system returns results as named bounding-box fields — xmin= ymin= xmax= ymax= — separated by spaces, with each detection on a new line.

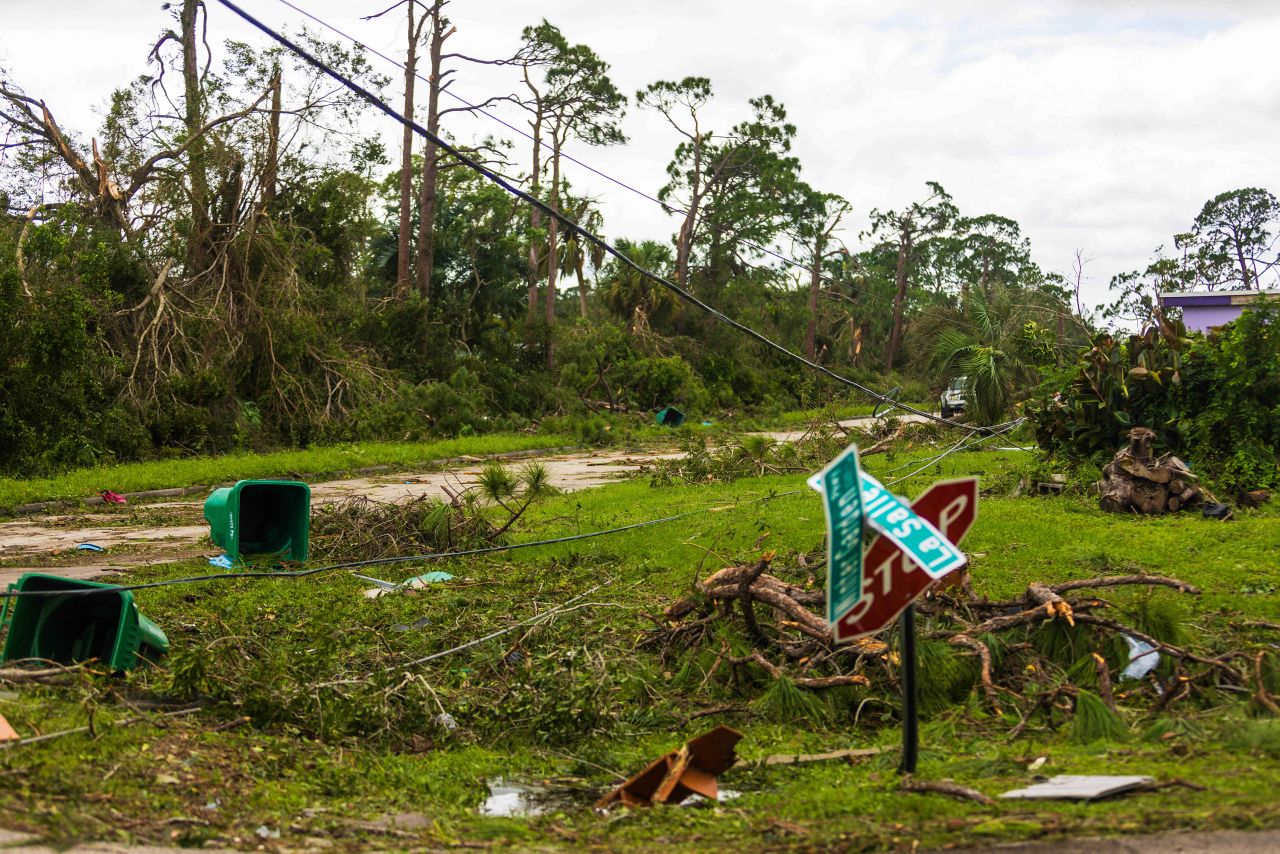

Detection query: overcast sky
xmin=3 ymin=0 xmax=1279 ymax=313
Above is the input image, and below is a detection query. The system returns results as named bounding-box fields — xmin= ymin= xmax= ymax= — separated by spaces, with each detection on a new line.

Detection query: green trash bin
xmin=656 ymin=406 xmax=686 ymax=428
xmin=204 ymin=479 xmax=311 ymax=564
xmin=1 ymin=574 xmax=169 ymax=671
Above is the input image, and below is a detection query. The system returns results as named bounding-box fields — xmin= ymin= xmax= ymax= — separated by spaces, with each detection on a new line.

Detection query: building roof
xmin=1158 ymin=289 xmax=1280 ymax=307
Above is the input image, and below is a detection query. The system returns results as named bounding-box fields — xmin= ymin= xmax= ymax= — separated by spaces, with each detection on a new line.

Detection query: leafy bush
xmin=1180 ymin=306 xmax=1280 ymax=492
xmin=327 ymin=368 xmax=503 ymax=441
xmin=0 ymin=219 xmax=151 ymax=474
xmin=1028 ymin=323 xmax=1191 ymax=458
xmin=1028 ymin=306 xmax=1280 ymax=494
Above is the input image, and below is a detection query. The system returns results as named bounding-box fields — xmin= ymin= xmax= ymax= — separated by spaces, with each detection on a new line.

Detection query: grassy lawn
xmin=2 ymin=444 xmax=1278 ymax=850
xmin=0 ymin=400 xmax=925 ymax=511
xmin=0 ymin=432 xmax=577 ymax=511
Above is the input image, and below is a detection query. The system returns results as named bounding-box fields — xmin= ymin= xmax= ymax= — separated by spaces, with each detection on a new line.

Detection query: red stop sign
xmin=833 ymin=478 xmax=978 ymax=643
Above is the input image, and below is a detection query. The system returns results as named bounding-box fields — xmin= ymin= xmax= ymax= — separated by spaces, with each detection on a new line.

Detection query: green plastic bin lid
xmin=204 ymin=479 xmax=311 ymax=563
xmin=1 ymin=573 xmax=169 ymax=672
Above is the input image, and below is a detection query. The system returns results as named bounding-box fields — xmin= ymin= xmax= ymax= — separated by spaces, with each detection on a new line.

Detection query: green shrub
xmin=1028 ymin=306 xmax=1280 ymax=495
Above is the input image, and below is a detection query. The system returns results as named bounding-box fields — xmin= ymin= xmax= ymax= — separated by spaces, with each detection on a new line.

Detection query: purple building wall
xmin=1158 ymin=291 xmax=1280 ymax=334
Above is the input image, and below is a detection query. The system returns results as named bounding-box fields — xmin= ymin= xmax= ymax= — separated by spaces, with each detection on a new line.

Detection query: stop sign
xmin=833 ymin=478 xmax=978 ymax=643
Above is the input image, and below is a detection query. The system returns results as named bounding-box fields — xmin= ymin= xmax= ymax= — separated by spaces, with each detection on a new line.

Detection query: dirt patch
xmin=0 ymin=448 xmax=678 ymax=586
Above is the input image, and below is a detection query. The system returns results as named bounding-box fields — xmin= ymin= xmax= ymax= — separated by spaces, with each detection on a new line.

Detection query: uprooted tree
xmin=653 ymin=554 xmax=1271 ymax=736
xmin=0 ymin=0 xmax=391 ymax=457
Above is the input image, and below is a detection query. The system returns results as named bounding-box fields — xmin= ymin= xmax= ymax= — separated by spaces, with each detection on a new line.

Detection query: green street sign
xmin=807 ymin=444 xmax=865 ymax=625
xmin=810 ymin=444 xmax=969 ymax=629
xmin=858 ymin=470 xmax=966 ymax=579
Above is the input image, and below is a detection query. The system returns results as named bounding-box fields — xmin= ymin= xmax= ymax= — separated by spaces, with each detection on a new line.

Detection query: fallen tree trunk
xmin=1098 ymin=427 xmax=1215 ymax=514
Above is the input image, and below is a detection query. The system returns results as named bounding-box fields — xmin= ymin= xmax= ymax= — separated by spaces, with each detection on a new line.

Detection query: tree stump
xmin=1097 ymin=427 xmax=1207 ymax=515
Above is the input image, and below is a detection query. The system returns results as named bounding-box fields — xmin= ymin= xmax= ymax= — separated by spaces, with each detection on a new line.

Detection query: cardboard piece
xmin=596 ymin=725 xmax=742 ymax=809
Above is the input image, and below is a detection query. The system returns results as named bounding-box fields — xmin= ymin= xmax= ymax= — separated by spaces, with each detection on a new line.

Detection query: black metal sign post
xmin=900 ymin=602 xmax=919 ymax=774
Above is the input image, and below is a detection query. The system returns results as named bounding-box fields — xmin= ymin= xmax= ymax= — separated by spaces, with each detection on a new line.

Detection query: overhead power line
xmin=0 ymin=490 xmax=802 ymax=599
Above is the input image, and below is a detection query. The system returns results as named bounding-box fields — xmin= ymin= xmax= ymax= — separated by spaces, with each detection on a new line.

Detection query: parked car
xmin=940 ymin=376 xmax=968 ymax=419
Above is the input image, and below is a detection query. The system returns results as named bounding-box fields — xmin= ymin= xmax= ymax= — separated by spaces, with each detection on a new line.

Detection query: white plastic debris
xmin=1000 ymin=775 xmax=1152 ymax=801
xmin=255 ymin=825 xmax=280 ymax=840
xmin=1121 ymin=634 xmax=1160 ymax=680
xmin=434 ymin=712 xmax=458 ymax=732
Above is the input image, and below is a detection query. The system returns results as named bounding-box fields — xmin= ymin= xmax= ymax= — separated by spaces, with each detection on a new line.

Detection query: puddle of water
xmin=479 ymin=778 xmax=586 ymax=817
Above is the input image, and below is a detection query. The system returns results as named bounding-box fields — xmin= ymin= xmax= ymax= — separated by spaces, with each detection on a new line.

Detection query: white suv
xmin=940 ymin=377 xmax=968 ymax=419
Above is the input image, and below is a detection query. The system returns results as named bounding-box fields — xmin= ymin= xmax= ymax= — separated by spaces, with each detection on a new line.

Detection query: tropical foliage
xmin=1029 ymin=305 xmax=1280 ymax=493
xmin=3 ymin=0 xmax=1276 ymax=479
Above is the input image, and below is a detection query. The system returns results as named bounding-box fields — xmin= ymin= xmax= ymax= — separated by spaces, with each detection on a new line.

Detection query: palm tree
xmin=600 ymin=239 xmax=678 ymax=334
xmin=924 ymin=285 xmax=1034 ymax=425
xmin=556 ymin=199 xmax=606 ymax=319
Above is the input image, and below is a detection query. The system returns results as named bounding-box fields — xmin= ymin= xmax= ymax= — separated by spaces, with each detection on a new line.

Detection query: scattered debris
xmin=101 ymin=490 xmax=127 ymax=505
xmin=655 ymin=558 xmax=1228 ymax=730
xmin=434 ymin=712 xmax=459 ymax=732
xmin=407 ymin=571 xmax=455 ymax=586
xmin=364 ymin=570 xmax=456 ymax=599
xmin=390 ymin=617 xmax=432 ymax=632
xmin=255 ymin=825 xmax=281 ymax=840
xmin=0 ymin=662 xmax=87 ymax=685
xmin=1035 ymin=473 xmax=1067 ymax=496
xmin=1239 ymin=489 xmax=1272 ymax=509
xmin=207 ymin=554 xmax=234 ymax=569
xmin=901 ymin=776 xmax=994 ymax=805
xmin=748 ymin=747 xmax=882 ymax=767
xmin=999 ymin=775 xmax=1154 ymax=801
xmin=315 ymin=463 xmax=554 ymax=565
xmin=684 ymin=788 xmax=742 ymax=806
xmin=74 ymin=543 xmax=105 ymax=552
xmin=1121 ymin=634 xmax=1160 ymax=680
xmin=481 ymin=787 xmax=522 ymax=818
xmin=1202 ymin=502 xmax=1233 ymax=521
xmin=0 ymin=713 xmax=19 ymax=742
xmin=1098 ymin=427 xmax=1215 ymax=515
xmin=596 ymin=725 xmax=742 ymax=809
xmin=648 ymin=420 xmax=930 ymax=487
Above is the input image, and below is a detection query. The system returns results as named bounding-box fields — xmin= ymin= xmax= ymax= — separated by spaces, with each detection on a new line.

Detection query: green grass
xmin=0 ymin=432 xmax=574 ymax=510
xmin=3 ymin=443 xmax=1279 ymax=850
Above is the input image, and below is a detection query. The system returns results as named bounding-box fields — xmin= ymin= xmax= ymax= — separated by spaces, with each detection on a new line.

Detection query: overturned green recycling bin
xmin=204 ymin=480 xmax=311 ymax=564
xmin=656 ymin=406 xmax=686 ymax=428
xmin=1 ymin=574 xmax=169 ymax=671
